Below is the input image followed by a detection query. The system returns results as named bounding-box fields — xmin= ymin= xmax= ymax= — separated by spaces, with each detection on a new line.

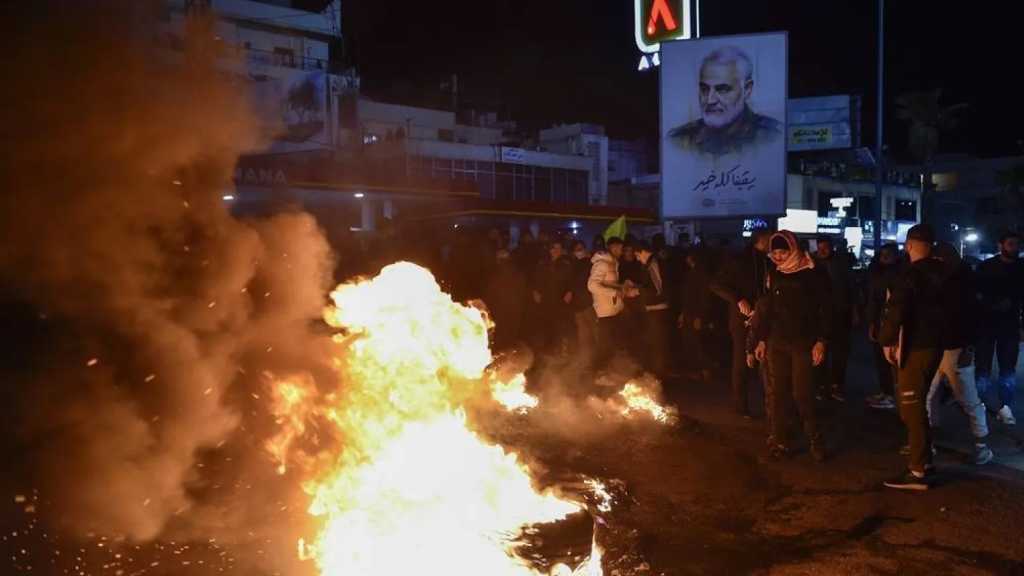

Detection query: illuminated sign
xmin=635 ymin=0 xmax=693 ymax=69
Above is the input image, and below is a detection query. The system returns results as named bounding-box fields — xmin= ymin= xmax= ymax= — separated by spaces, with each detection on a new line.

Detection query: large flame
xmin=272 ymin=263 xmax=590 ymax=575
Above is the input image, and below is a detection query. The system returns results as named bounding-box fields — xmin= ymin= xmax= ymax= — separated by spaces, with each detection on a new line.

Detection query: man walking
xmin=711 ymin=229 xmax=773 ymax=417
xmin=926 ymin=242 xmax=993 ymax=465
xmin=880 ymin=224 xmax=946 ymax=491
xmin=974 ymin=231 xmax=1024 ymax=426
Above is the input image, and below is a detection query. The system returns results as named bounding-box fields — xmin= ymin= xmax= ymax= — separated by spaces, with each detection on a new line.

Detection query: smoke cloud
xmin=0 ymin=0 xmax=335 ymax=554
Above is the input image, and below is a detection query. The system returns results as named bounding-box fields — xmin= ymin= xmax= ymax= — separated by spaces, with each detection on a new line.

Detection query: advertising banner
xmin=660 ymin=32 xmax=787 ymax=218
xmin=787 ymin=95 xmax=856 ymax=151
xmin=249 ymin=68 xmax=329 ymax=152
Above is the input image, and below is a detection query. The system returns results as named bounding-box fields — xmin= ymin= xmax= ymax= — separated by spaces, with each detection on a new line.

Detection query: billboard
xmin=249 ymin=68 xmax=329 ymax=153
xmin=787 ymin=95 xmax=858 ymax=151
xmin=660 ymin=32 xmax=787 ymax=219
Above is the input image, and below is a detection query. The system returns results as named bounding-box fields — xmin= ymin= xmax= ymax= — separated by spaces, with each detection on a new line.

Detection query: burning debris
xmin=264 ymin=263 xmax=600 ymax=575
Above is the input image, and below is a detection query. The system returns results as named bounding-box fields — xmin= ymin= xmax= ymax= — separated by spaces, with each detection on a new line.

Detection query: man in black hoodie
xmin=880 ymin=224 xmax=946 ymax=491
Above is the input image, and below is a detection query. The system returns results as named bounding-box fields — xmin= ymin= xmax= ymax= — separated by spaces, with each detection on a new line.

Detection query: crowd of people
xmin=362 ymin=220 xmax=1022 ymax=492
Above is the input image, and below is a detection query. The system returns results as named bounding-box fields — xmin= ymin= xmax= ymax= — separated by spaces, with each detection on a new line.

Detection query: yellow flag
xmin=602 ymin=215 xmax=627 ymax=243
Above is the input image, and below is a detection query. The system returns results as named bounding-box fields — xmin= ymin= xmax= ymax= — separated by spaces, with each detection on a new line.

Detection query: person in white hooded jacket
xmin=588 ymin=237 xmax=626 ymax=368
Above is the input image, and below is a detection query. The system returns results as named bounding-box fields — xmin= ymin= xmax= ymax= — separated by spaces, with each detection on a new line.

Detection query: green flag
xmin=603 ymin=215 xmax=627 ymax=243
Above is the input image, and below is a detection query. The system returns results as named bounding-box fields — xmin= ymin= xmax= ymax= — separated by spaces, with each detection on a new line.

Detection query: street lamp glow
xmin=965 ymin=233 xmax=979 ymax=243
xmin=354 ymin=192 xmax=365 ymax=199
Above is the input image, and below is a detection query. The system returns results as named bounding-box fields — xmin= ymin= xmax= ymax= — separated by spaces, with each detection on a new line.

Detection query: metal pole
xmin=873 ymin=0 xmax=884 ymax=252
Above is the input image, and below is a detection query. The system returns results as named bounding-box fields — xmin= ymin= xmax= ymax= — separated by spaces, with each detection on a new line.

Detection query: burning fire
xmin=618 ymin=381 xmax=679 ymax=425
xmin=269 ymin=263 xmax=597 ymax=575
xmin=490 ymin=372 xmax=539 ymax=414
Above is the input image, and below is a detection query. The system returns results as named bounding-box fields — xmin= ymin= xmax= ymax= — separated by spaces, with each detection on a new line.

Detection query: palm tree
xmin=894 ymin=90 xmax=968 ymax=220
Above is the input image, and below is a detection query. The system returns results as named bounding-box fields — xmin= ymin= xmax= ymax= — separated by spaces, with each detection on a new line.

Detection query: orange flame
xmin=268 ymin=263 xmax=597 ymax=575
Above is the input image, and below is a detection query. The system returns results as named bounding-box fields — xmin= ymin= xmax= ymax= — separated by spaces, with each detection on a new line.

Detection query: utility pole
xmin=873 ymin=0 xmax=885 ymax=252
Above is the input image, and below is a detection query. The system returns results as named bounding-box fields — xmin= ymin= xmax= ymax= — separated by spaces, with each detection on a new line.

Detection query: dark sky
xmin=346 ymin=0 xmax=1023 ymax=160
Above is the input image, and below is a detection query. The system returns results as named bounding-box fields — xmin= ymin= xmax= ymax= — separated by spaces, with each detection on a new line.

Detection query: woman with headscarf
xmin=753 ymin=230 xmax=832 ymax=461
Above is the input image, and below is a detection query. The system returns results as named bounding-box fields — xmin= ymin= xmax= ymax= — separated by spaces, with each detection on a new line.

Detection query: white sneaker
xmin=997 ymin=405 xmax=1016 ymax=426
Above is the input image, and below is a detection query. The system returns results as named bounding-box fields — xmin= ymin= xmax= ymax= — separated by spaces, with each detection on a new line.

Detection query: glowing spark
xmin=585 ymin=479 xmax=614 ymax=513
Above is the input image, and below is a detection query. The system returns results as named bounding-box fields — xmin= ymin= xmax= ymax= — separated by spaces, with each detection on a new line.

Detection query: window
xmin=438 ymin=129 xmax=455 ymax=142
xmin=496 ymin=163 xmax=514 ymax=201
xmin=514 ymin=165 xmax=533 ymax=201
xmin=273 ymin=47 xmax=296 ymax=68
xmin=534 ymin=167 xmax=552 ymax=203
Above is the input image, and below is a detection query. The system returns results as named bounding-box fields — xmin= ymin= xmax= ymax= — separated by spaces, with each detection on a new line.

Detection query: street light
xmin=965 ymin=232 xmax=979 ymax=243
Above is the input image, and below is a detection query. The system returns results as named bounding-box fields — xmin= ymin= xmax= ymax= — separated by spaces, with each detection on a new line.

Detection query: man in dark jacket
xmin=865 ymin=243 xmax=902 ymax=409
xmin=569 ymin=240 xmax=596 ymax=370
xmin=633 ymin=242 xmax=671 ymax=379
xmin=531 ymin=239 xmax=574 ymax=353
xmin=974 ymin=231 xmax=1024 ymax=426
xmin=711 ymin=228 xmax=773 ymax=416
xmin=815 ymin=237 xmax=853 ymax=401
xmin=678 ymin=247 xmax=715 ymax=380
xmin=880 ymin=224 xmax=946 ymax=491
xmin=484 ymin=249 xmax=528 ymax=351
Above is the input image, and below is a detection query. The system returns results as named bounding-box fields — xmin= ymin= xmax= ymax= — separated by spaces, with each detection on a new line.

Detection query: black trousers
xmin=730 ymin=323 xmax=753 ymax=414
xmin=643 ymin=309 xmax=670 ymax=378
xmin=817 ymin=308 xmax=851 ymax=394
xmin=872 ymin=342 xmax=896 ymax=397
xmin=767 ymin=340 xmax=820 ymax=446
xmin=595 ymin=313 xmax=623 ymax=370
xmin=897 ymin=348 xmax=942 ymax=473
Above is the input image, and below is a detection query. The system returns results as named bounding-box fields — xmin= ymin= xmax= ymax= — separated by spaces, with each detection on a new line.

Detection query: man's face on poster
xmin=699 ymin=61 xmax=752 ymax=129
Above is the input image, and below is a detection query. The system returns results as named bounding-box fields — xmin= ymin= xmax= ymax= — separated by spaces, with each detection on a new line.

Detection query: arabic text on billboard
xmin=786 ymin=95 xmax=854 ymax=151
xmin=660 ymin=32 xmax=788 ymax=219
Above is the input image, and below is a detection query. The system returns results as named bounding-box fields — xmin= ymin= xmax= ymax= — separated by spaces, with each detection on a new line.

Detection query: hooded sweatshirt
xmin=588 ymin=251 xmax=624 ymax=318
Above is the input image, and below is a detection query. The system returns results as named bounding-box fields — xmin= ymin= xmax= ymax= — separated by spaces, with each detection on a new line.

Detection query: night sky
xmin=346 ymin=0 xmax=1024 ymax=160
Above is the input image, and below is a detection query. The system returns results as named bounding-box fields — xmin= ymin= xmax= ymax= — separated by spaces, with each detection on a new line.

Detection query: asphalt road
xmin=3 ymin=330 xmax=1023 ymax=576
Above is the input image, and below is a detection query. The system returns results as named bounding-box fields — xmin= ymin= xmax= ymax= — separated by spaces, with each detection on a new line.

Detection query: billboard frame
xmin=658 ymin=30 xmax=789 ymax=222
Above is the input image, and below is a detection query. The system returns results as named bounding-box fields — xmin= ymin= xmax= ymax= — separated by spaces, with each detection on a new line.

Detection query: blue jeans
xmin=975 ymin=328 xmax=1020 ymax=408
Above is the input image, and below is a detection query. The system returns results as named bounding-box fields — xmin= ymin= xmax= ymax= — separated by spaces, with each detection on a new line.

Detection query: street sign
xmin=635 ymin=0 xmax=692 ymax=54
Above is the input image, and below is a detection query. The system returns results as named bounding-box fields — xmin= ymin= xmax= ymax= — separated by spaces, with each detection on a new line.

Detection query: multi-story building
xmin=163 ymin=1 xmax=657 ymax=243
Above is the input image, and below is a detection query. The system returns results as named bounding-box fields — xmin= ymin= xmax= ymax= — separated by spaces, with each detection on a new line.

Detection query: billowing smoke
xmin=0 ymin=0 xmax=335 ymax=553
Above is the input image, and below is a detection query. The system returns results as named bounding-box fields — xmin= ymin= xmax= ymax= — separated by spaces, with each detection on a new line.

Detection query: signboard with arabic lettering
xmin=660 ymin=32 xmax=787 ymax=219
xmin=787 ymin=95 xmax=857 ymax=151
